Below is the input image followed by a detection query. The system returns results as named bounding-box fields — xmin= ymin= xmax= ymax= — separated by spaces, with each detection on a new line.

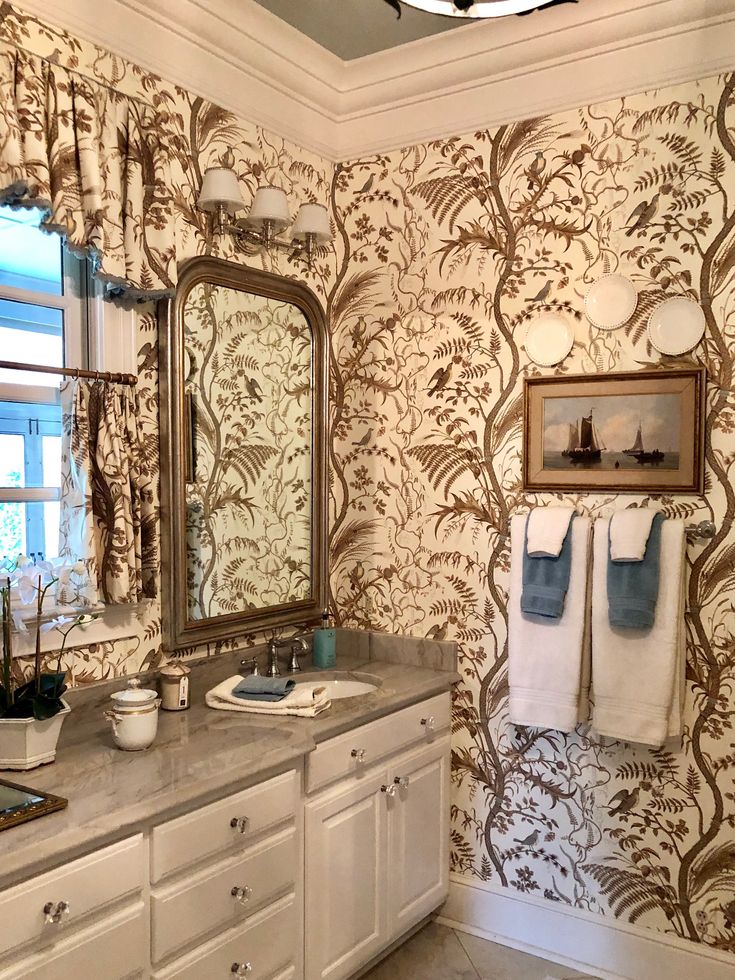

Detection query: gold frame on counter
xmin=0 ymin=778 xmax=67 ymax=833
xmin=158 ymin=257 xmax=329 ymax=651
xmin=523 ymin=368 xmax=706 ymax=494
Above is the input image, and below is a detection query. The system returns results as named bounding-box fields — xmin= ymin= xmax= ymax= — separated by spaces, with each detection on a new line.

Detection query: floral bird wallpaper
xmin=329 ymin=79 xmax=735 ymax=951
xmin=2 ymin=0 xmax=735 ymax=958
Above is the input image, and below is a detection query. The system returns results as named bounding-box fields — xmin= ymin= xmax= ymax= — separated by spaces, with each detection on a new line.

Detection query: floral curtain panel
xmin=0 ymin=42 xmax=176 ymax=302
xmin=59 ymin=379 xmax=156 ymax=605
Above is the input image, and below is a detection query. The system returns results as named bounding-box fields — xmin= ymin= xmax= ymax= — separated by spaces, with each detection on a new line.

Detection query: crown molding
xmin=12 ymin=0 xmax=735 ymax=162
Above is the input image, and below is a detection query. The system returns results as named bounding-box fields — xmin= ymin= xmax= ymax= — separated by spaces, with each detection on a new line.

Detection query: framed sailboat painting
xmin=523 ymin=368 xmax=705 ymax=493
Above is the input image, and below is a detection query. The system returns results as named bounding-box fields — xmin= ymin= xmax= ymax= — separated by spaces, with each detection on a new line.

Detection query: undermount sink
xmin=297 ymin=671 xmax=382 ymax=701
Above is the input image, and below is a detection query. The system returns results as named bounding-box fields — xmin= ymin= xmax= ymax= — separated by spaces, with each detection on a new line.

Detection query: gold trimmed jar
xmin=104 ymin=679 xmax=161 ymax=751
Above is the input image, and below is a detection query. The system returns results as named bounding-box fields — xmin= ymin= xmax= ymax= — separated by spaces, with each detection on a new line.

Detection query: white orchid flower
xmin=16 ymin=554 xmax=31 ymax=568
xmin=16 ymin=576 xmax=37 ymax=605
xmin=72 ymin=560 xmax=86 ymax=575
xmin=40 ymin=615 xmax=75 ymax=633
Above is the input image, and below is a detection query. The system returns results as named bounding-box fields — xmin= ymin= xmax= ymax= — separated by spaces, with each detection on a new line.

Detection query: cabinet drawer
xmin=0 ymin=901 xmax=146 ymax=980
xmin=152 ymin=828 xmax=297 ymax=964
xmin=151 ymin=770 xmax=297 ymax=881
xmin=306 ymin=693 xmax=450 ymax=793
xmin=154 ymin=895 xmax=297 ymax=980
xmin=0 ymin=835 xmax=143 ymax=959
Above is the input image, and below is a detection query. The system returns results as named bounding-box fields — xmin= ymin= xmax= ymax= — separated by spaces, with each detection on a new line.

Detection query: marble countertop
xmin=0 ymin=649 xmax=458 ymax=888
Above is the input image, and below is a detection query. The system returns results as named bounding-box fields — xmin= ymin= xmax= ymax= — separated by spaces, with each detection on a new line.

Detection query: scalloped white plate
xmin=585 ymin=274 xmax=637 ymax=330
xmin=648 ymin=297 xmax=705 ymax=355
xmin=525 ymin=312 xmax=574 ymax=367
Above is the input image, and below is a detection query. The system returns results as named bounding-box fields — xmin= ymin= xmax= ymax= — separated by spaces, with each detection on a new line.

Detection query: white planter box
xmin=0 ymin=701 xmax=70 ymax=770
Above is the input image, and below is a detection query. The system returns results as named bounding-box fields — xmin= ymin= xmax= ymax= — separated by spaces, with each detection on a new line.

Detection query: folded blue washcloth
xmin=521 ymin=514 xmax=575 ymax=620
xmin=231 ymin=676 xmax=296 ymax=702
xmin=607 ymin=512 xmax=665 ymax=630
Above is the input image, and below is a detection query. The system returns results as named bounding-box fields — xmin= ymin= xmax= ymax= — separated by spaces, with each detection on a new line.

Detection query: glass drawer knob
xmin=420 ymin=716 xmax=436 ymax=732
xmin=351 ymin=748 xmax=366 ymax=763
xmin=381 ymin=783 xmax=397 ymax=798
xmin=231 ymin=963 xmax=252 ymax=976
xmin=231 ymin=885 xmax=253 ymax=905
xmin=394 ymin=775 xmax=410 ymax=789
xmin=230 ymin=816 xmax=249 ymax=833
xmin=43 ymin=900 xmax=70 ymax=924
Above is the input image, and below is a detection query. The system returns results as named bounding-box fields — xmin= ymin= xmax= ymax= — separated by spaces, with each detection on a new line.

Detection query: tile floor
xmin=362 ymin=921 xmax=599 ymax=980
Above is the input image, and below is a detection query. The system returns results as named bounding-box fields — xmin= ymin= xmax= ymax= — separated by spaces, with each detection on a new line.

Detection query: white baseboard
xmin=437 ymin=874 xmax=734 ymax=980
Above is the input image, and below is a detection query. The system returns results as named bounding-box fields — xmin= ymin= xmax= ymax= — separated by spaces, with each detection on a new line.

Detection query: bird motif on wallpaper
xmin=526 ymin=280 xmax=552 ymax=303
xmin=427 ymin=364 xmax=453 ymax=396
xmin=245 ymin=377 xmax=263 ymax=403
xmin=426 ymin=620 xmax=449 ymax=641
xmin=625 ymin=194 xmax=660 ymax=236
xmin=722 ymin=899 xmax=735 ymax=929
xmin=513 ymin=829 xmax=540 ymax=847
xmin=526 ymin=150 xmax=547 ymax=188
xmin=355 ymin=174 xmax=375 ymax=195
xmin=352 ymin=428 xmax=374 ymax=447
xmin=607 ymin=787 xmax=640 ymax=817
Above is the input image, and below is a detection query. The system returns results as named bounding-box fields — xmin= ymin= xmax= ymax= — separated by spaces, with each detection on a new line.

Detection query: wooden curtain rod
xmin=0 ymin=360 xmax=137 ymax=386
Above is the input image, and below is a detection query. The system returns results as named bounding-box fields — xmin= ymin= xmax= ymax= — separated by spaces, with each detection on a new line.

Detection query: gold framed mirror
xmin=159 ymin=258 xmax=328 ymax=651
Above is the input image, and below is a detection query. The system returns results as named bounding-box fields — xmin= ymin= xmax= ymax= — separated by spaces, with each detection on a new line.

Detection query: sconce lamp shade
xmin=197 ymin=167 xmax=245 ymax=214
xmin=292 ymin=203 xmax=332 ymax=244
xmin=246 ymin=186 xmax=291 ymax=233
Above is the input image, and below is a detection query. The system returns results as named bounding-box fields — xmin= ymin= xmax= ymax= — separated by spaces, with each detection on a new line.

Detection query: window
xmin=0 ymin=207 xmax=88 ymax=565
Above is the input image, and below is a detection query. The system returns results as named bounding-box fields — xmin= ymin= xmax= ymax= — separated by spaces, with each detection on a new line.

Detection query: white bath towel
xmin=592 ymin=518 xmax=686 ymax=746
xmin=508 ymin=513 xmax=592 ymax=731
xmin=206 ymin=675 xmax=331 ymax=717
xmin=609 ymin=508 xmax=659 ymax=562
xmin=526 ymin=506 xmax=576 ymax=557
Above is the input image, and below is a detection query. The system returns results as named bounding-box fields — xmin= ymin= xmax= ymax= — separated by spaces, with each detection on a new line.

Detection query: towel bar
xmin=500 ymin=517 xmax=717 ymax=542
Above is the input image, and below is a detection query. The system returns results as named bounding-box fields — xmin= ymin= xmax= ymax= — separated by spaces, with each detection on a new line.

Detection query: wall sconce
xmin=197 ymin=166 xmax=332 ymax=263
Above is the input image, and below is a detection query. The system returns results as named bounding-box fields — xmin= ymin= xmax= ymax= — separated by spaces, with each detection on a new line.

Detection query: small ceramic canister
xmin=104 ymin=679 xmax=161 ymax=751
xmin=159 ymin=661 xmax=191 ymax=712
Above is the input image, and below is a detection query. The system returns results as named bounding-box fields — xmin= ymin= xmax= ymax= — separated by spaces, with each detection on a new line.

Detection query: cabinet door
xmin=305 ymin=770 xmax=389 ymax=980
xmin=388 ymin=738 xmax=450 ymax=940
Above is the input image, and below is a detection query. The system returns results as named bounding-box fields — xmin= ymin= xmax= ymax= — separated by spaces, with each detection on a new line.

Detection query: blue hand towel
xmin=231 ymin=676 xmax=296 ymax=702
xmin=521 ymin=514 xmax=575 ymax=619
xmin=607 ymin=512 xmax=665 ymax=630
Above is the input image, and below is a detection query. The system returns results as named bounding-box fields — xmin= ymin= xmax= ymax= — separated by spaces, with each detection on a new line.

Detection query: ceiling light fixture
xmin=198 ymin=167 xmax=333 ymax=264
xmin=384 ymin=0 xmax=577 ymax=18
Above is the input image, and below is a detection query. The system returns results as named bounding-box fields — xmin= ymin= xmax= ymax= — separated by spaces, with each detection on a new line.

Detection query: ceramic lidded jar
xmin=104 ymin=678 xmax=161 ymax=751
xmin=158 ymin=661 xmax=191 ymax=712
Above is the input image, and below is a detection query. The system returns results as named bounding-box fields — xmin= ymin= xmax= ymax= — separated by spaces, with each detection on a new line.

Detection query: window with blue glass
xmin=0 ymin=207 xmax=88 ymax=563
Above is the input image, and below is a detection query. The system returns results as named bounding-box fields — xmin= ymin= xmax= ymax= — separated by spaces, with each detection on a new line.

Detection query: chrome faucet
xmin=266 ymin=638 xmax=293 ymax=677
xmin=287 ymin=634 xmax=310 ymax=673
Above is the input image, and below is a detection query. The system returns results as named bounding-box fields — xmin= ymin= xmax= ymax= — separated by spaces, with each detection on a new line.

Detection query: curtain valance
xmin=0 ymin=42 xmax=176 ymax=303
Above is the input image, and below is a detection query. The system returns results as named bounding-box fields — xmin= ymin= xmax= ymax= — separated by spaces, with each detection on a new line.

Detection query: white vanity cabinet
xmin=150 ymin=769 xmax=301 ymax=979
xmin=304 ymin=693 xmax=451 ymax=980
xmin=0 ymin=835 xmax=146 ymax=980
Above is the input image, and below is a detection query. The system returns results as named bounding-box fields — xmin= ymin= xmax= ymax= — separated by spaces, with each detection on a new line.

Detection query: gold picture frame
xmin=0 ymin=778 xmax=67 ymax=834
xmin=523 ymin=368 xmax=706 ymax=494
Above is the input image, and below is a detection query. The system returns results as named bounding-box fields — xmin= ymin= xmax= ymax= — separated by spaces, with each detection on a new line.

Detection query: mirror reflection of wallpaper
xmin=184 ymin=282 xmax=313 ymax=620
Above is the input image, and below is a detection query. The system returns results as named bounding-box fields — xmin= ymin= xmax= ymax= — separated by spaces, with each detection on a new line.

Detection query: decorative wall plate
xmin=584 ymin=274 xmax=638 ymax=330
xmin=648 ymin=297 xmax=706 ymax=355
xmin=525 ymin=312 xmax=574 ymax=367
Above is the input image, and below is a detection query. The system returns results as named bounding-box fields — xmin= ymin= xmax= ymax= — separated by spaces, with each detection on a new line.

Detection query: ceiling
xmin=251 ymin=0 xmax=470 ymax=60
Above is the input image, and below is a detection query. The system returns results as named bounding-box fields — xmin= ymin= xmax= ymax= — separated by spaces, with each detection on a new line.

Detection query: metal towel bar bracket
xmin=501 ymin=517 xmax=718 ymax=543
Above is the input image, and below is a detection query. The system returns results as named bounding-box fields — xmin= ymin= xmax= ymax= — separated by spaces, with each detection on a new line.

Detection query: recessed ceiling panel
xmin=252 ymin=0 xmax=470 ymax=60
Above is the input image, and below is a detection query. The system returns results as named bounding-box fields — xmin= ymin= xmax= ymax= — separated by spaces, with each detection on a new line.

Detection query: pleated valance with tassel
xmin=0 ymin=42 xmax=176 ymax=303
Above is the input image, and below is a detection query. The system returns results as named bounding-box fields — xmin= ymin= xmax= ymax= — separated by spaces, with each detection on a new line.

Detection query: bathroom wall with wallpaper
xmin=0 ymin=2 xmax=335 ymax=682
xmin=329 ymin=76 xmax=735 ymax=951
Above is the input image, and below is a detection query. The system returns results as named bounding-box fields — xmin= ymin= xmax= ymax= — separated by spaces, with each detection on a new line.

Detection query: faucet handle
xmin=287 ymin=635 xmax=309 ymax=673
xmin=240 ymin=658 xmax=260 ymax=676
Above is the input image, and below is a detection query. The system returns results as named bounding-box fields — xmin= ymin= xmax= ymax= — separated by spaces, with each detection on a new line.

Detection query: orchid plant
xmin=0 ymin=556 xmax=97 ymax=720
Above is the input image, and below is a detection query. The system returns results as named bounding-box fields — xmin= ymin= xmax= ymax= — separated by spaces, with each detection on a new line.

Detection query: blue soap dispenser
xmin=312 ymin=609 xmax=336 ymax=669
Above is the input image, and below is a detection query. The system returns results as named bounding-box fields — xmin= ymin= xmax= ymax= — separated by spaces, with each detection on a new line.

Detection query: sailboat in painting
xmin=625 ymin=419 xmax=664 ymax=464
xmin=561 ymin=421 xmax=579 ymax=458
xmin=567 ymin=411 xmax=604 ymax=463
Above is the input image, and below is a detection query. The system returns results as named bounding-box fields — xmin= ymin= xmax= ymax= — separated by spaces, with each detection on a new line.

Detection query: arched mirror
xmin=159 ymin=257 xmax=328 ymax=650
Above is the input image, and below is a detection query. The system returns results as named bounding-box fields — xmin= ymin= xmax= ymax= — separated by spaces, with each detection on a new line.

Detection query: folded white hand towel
xmin=205 ymin=675 xmax=331 ymax=717
xmin=509 ymin=513 xmax=592 ymax=732
xmin=526 ymin=506 xmax=576 ymax=557
xmin=592 ymin=518 xmax=686 ymax=746
xmin=609 ymin=509 xmax=659 ymax=562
